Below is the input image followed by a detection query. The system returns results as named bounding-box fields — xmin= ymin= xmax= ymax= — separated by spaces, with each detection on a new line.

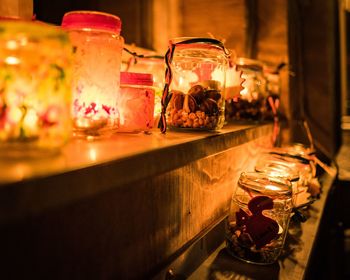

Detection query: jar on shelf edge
xmin=160 ymin=37 xmax=230 ymax=132
xmin=124 ymin=56 xmax=165 ymax=120
xmin=0 ymin=20 xmax=72 ymax=157
xmin=118 ymin=72 xmax=155 ymax=133
xmin=62 ymin=11 xmax=124 ymax=139
xmin=226 ymin=172 xmax=293 ymax=265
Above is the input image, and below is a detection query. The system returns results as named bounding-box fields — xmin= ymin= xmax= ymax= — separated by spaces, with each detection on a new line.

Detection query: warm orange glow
xmin=5 ymin=56 xmax=20 ymax=65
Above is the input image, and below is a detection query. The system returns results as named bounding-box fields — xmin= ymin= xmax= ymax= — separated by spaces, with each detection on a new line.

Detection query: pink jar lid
xmin=120 ymin=72 xmax=154 ymax=86
xmin=62 ymin=11 xmax=121 ymax=34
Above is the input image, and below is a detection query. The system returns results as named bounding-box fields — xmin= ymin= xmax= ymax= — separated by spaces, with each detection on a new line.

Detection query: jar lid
xmin=238 ymin=172 xmax=292 ymax=197
xmin=255 ymin=156 xmax=300 ymax=182
xmin=236 ymin=57 xmax=264 ymax=72
xmin=120 ymin=72 xmax=154 ymax=86
xmin=61 ymin=11 xmax=121 ymax=34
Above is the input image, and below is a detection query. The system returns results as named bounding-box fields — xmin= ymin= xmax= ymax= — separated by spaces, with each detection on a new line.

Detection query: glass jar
xmin=0 ymin=20 xmax=72 ymax=157
xmin=225 ymin=57 xmax=268 ymax=121
xmin=226 ymin=172 xmax=293 ymax=265
xmin=62 ymin=11 xmax=124 ymax=139
xmin=118 ymin=72 xmax=155 ymax=133
xmin=254 ymin=153 xmax=306 ymax=207
xmin=160 ymin=38 xmax=229 ymax=132
xmin=124 ymin=56 xmax=165 ymax=120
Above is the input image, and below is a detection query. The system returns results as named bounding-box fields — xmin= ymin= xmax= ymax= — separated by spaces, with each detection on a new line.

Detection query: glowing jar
xmin=0 ymin=20 xmax=72 ymax=157
xmin=62 ymin=11 xmax=124 ymax=139
xmin=225 ymin=57 xmax=268 ymax=121
xmin=125 ymin=56 xmax=165 ymax=120
xmin=118 ymin=72 xmax=155 ymax=133
xmin=226 ymin=172 xmax=293 ymax=265
xmin=161 ymin=38 xmax=229 ymax=131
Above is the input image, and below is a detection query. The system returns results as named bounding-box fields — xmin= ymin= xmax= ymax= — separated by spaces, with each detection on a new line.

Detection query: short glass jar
xmin=118 ymin=72 xmax=155 ymax=133
xmin=62 ymin=11 xmax=124 ymax=139
xmin=0 ymin=20 xmax=72 ymax=157
xmin=225 ymin=57 xmax=268 ymax=121
xmin=161 ymin=38 xmax=229 ymax=132
xmin=125 ymin=56 xmax=165 ymax=120
xmin=226 ymin=172 xmax=293 ymax=265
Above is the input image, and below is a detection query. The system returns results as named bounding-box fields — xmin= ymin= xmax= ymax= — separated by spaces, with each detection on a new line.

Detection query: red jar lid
xmin=120 ymin=72 xmax=154 ymax=86
xmin=61 ymin=11 xmax=121 ymax=34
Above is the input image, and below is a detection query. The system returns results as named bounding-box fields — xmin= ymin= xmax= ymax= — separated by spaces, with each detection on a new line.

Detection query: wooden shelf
xmin=0 ymin=123 xmax=273 ymax=224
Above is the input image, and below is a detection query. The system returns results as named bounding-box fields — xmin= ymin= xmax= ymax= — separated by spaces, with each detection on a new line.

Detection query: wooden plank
xmin=0 ymin=124 xmax=273 ymax=224
xmin=0 ymin=129 xmax=273 ymax=279
xmin=180 ymin=0 xmax=247 ymax=56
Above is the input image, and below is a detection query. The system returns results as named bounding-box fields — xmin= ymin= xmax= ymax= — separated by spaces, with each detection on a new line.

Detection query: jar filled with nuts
xmin=159 ymin=38 xmax=230 ymax=132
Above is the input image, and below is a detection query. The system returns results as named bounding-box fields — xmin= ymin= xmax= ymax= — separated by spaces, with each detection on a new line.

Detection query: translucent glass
xmin=118 ymin=84 xmax=155 ymax=133
xmin=0 ymin=21 xmax=72 ymax=157
xmin=225 ymin=57 xmax=269 ymax=121
xmin=166 ymin=41 xmax=228 ymax=130
xmin=226 ymin=172 xmax=293 ymax=265
xmin=68 ymin=29 xmax=124 ymax=138
xmin=125 ymin=57 xmax=165 ymax=119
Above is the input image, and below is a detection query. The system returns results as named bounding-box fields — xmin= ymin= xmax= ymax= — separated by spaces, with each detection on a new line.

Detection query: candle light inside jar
xmin=118 ymin=72 xmax=155 ymax=133
xmin=0 ymin=20 xmax=72 ymax=157
xmin=62 ymin=11 xmax=124 ymax=138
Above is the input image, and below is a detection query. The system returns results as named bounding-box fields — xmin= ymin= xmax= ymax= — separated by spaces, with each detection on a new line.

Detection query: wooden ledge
xmin=0 ymin=123 xmax=273 ymax=224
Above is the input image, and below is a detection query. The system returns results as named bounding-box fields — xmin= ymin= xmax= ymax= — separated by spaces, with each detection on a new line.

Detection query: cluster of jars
xmin=226 ymin=143 xmax=320 ymax=265
xmin=0 ymin=11 xmax=284 ymax=156
xmin=0 ymin=11 xmax=157 ymax=157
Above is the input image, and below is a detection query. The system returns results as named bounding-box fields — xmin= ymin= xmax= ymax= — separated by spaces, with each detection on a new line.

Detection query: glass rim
xmin=238 ymin=171 xmax=293 ymax=197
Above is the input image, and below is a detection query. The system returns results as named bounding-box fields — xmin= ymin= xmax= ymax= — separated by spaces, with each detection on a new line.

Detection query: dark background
xmin=33 ymin=0 xmax=153 ymax=48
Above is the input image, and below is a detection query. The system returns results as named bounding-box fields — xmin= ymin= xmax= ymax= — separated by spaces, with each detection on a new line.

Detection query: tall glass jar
xmin=62 ymin=11 xmax=124 ymax=139
xmin=0 ymin=20 xmax=72 ymax=157
xmin=226 ymin=172 xmax=293 ymax=265
xmin=159 ymin=38 xmax=229 ymax=132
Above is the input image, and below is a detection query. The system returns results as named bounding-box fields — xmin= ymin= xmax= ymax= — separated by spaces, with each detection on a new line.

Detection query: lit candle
xmin=62 ymin=11 xmax=124 ymax=139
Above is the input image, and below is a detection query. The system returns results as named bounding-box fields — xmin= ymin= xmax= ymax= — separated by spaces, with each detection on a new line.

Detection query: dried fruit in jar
xmin=183 ymin=94 xmax=197 ymax=113
xmin=188 ymin=84 xmax=206 ymax=103
xmin=171 ymin=90 xmax=185 ymax=110
xmin=200 ymin=98 xmax=219 ymax=115
xmin=205 ymin=89 xmax=221 ymax=101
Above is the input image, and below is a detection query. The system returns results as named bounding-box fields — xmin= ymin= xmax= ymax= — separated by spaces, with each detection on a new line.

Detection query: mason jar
xmin=225 ymin=57 xmax=268 ymax=121
xmin=254 ymin=153 xmax=304 ymax=207
xmin=0 ymin=20 xmax=72 ymax=157
xmin=62 ymin=11 xmax=124 ymax=139
xmin=159 ymin=37 xmax=230 ymax=132
xmin=118 ymin=72 xmax=155 ymax=133
xmin=226 ymin=172 xmax=293 ymax=265
xmin=125 ymin=56 xmax=165 ymax=121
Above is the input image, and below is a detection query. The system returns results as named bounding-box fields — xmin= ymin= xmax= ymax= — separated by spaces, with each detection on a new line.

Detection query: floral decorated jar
xmin=62 ymin=11 xmax=124 ymax=139
xmin=0 ymin=20 xmax=72 ymax=157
